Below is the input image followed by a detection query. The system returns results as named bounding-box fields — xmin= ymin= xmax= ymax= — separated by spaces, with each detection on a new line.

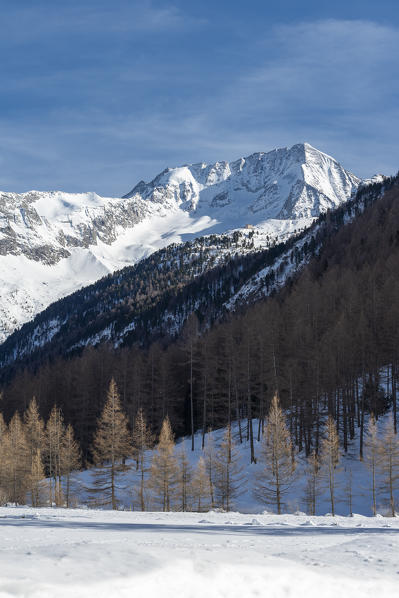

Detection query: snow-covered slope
xmin=0 ymin=143 xmax=360 ymax=343
xmin=70 ymin=401 xmax=398 ymax=517
xmin=1 ymin=508 xmax=398 ymax=598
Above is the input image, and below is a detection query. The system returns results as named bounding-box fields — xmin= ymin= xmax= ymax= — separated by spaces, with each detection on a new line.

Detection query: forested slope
xmin=0 ymin=177 xmax=387 ymax=374
xmin=0 ymin=174 xmax=398 ymax=461
xmin=0 ymin=229 xmax=304 ymax=372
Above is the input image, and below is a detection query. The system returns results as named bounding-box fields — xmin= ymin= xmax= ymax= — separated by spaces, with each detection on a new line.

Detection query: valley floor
xmin=0 ymin=507 xmax=398 ymax=597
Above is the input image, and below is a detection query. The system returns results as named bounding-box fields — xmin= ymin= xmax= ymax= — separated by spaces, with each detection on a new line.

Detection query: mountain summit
xmin=124 ymin=143 xmax=360 ymax=222
xmin=0 ymin=143 xmax=360 ymax=342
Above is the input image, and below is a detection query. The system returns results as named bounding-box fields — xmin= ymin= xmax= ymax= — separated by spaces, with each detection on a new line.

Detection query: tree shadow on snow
xmin=0 ymin=516 xmax=398 ymax=537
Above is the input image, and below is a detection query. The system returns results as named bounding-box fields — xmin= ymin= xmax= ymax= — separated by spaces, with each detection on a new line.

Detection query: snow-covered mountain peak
xmin=0 ymin=143 xmax=362 ymax=343
xmin=360 ymin=174 xmax=387 ymax=187
xmin=123 ymin=142 xmax=360 ymax=221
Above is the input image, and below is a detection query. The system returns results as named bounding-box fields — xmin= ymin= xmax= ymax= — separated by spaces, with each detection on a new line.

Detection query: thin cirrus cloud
xmin=182 ymin=20 xmax=399 ymax=176
xmin=246 ymin=20 xmax=399 ymax=111
xmin=0 ymin=15 xmax=398 ymax=195
xmin=97 ymin=19 xmax=399 ymax=188
xmin=0 ymin=1 xmax=198 ymax=41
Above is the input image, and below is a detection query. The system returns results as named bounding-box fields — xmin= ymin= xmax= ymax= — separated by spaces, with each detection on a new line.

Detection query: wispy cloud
xmin=243 ymin=20 xmax=399 ymax=111
xmin=101 ymin=19 xmax=399 ymax=181
xmin=0 ymin=16 xmax=398 ymax=194
xmin=142 ymin=19 xmax=399 ymax=178
xmin=0 ymin=1 xmax=202 ymax=43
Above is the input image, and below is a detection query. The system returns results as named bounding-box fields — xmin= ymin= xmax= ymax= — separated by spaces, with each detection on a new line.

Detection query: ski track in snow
xmin=0 ymin=507 xmax=398 ymax=597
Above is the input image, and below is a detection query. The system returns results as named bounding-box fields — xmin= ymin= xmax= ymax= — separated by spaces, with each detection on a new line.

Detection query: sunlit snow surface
xmin=0 ymin=507 xmax=398 ymax=597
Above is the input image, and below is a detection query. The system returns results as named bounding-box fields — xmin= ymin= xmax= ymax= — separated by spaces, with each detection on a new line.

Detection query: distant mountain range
xmin=0 ymin=143 xmax=364 ymax=342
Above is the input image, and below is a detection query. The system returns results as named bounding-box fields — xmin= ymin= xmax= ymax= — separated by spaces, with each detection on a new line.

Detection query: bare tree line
xmin=1 ymin=382 xmax=398 ymax=515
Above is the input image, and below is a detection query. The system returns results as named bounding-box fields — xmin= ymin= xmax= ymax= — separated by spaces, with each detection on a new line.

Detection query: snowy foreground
xmin=0 ymin=508 xmax=398 ymax=598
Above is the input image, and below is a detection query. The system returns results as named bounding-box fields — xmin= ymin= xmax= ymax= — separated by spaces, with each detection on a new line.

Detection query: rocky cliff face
xmin=125 ymin=143 xmax=360 ymax=221
xmin=0 ymin=143 xmax=361 ymax=342
xmin=0 ymin=190 xmax=154 ymax=264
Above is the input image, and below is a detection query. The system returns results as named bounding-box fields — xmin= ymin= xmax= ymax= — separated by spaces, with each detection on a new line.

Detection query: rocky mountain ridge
xmin=0 ymin=143 xmax=361 ymax=342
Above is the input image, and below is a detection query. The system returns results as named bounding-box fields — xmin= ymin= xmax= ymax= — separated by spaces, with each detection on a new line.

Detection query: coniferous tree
xmin=149 ymin=416 xmax=178 ymax=511
xmin=303 ymin=450 xmax=321 ymax=516
xmin=378 ymin=414 xmax=399 ymax=517
xmin=191 ymin=456 xmax=210 ymax=512
xmin=61 ymin=424 xmax=81 ymax=508
xmin=177 ymin=440 xmax=192 ymax=512
xmin=344 ymin=467 xmax=353 ymax=517
xmin=0 ymin=413 xmax=8 ymax=503
xmin=30 ymin=450 xmax=46 ymax=507
xmin=364 ymin=414 xmax=380 ymax=515
xmin=132 ymin=407 xmax=153 ymax=511
xmin=24 ymin=398 xmax=45 ymax=506
xmin=44 ymin=406 xmax=65 ymax=506
xmin=214 ymin=425 xmax=244 ymax=511
xmin=320 ymin=416 xmax=340 ymax=516
xmin=180 ymin=314 xmax=200 ymax=451
xmin=3 ymin=412 xmax=30 ymax=504
xmin=254 ymin=394 xmax=296 ymax=514
xmin=204 ymin=429 xmax=216 ymax=508
xmin=91 ymin=378 xmax=131 ymax=509
xmin=0 ymin=411 xmax=6 ymax=438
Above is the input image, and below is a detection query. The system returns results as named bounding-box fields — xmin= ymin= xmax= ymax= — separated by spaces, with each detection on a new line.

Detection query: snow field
xmin=0 ymin=507 xmax=398 ymax=597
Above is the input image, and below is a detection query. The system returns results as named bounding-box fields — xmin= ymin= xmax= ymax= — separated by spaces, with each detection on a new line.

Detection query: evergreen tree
xmin=0 ymin=413 xmax=8 ymax=503
xmin=30 ymin=450 xmax=46 ymax=507
xmin=177 ymin=440 xmax=192 ymax=511
xmin=254 ymin=394 xmax=296 ymax=514
xmin=191 ymin=456 xmax=210 ymax=512
xmin=364 ymin=414 xmax=380 ymax=515
xmin=303 ymin=450 xmax=321 ymax=516
xmin=320 ymin=416 xmax=340 ymax=516
xmin=344 ymin=467 xmax=353 ymax=517
xmin=61 ymin=424 xmax=81 ymax=508
xmin=214 ymin=425 xmax=244 ymax=511
xmin=378 ymin=414 xmax=399 ymax=517
xmin=132 ymin=407 xmax=153 ymax=511
xmin=0 ymin=411 xmax=6 ymax=438
xmin=149 ymin=417 xmax=178 ymax=511
xmin=3 ymin=412 xmax=30 ymax=504
xmin=44 ymin=406 xmax=65 ymax=506
xmin=204 ymin=429 xmax=216 ymax=508
xmin=180 ymin=314 xmax=200 ymax=451
xmin=24 ymin=397 xmax=45 ymax=507
xmin=91 ymin=378 xmax=131 ymax=509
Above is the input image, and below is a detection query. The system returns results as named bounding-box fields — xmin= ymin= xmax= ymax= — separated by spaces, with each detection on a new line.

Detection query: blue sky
xmin=0 ymin=0 xmax=398 ymax=195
